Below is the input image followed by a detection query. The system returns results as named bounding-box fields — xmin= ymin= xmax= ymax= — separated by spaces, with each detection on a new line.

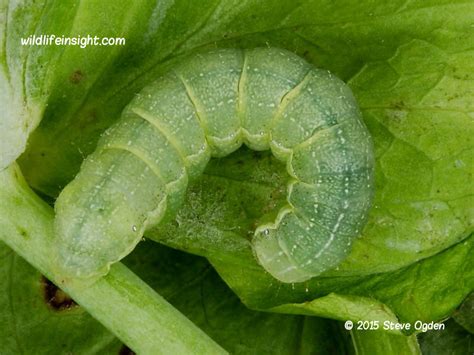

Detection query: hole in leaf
xmin=41 ymin=276 xmax=78 ymax=311
xmin=119 ymin=345 xmax=135 ymax=355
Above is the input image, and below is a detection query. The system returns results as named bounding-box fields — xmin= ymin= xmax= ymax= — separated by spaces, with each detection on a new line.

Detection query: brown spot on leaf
xmin=41 ymin=276 xmax=78 ymax=311
xmin=70 ymin=70 xmax=84 ymax=84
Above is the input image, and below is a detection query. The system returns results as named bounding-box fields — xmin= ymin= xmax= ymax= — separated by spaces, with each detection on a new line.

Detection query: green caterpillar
xmin=54 ymin=47 xmax=374 ymax=283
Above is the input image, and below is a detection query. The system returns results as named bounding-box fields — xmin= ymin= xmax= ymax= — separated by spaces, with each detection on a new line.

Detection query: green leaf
xmin=418 ymin=319 xmax=473 ymax=355
xmin=452 ymin=293 xmax=474 ymax=334
xmin=351 ymin=329 xmax=420 ymax=355
xmin=1 ymin=0 xmax=46 ymax=169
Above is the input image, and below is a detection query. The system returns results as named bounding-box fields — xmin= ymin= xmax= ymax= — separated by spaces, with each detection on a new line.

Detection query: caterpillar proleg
xmin=54 ymin=48 xmax=374 ymax=283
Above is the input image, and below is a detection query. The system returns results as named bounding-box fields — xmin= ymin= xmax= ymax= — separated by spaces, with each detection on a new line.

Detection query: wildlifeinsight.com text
xmin=21 ymin=34 xmax=126 ymax=49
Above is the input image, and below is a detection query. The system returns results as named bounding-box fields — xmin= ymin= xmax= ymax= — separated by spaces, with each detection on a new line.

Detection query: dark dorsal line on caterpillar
xmin=54 ymin=48 xmax=374 ymax=283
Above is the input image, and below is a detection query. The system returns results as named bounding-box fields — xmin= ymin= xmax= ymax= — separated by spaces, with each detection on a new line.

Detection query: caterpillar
xmin=54 ymin=47 xmax=374 ymax=283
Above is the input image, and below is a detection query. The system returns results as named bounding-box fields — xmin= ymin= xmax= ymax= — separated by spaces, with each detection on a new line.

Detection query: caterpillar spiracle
xmin=54 ymin=48 xmax=374 ymax=283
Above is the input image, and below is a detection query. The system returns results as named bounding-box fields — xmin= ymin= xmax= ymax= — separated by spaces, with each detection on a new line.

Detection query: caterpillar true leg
xmin=54 ymin=48 xmax=374 ymax=283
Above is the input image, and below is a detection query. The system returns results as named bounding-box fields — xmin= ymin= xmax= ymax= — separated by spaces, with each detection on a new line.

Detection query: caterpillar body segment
xmin=238 ymin=48 xmax=312 ymax=151
xmin=269 ymin=68 xmax=360 ymax=153
xmin=54 ymin=148 xmax=168 ymax=278
xmin=128 ymin=73 xmax=212 ymax=178
xmin=54 ymin=47 xmax=374 ymax=283
xmin=172 ymin=49 xmax=243 ymax=157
